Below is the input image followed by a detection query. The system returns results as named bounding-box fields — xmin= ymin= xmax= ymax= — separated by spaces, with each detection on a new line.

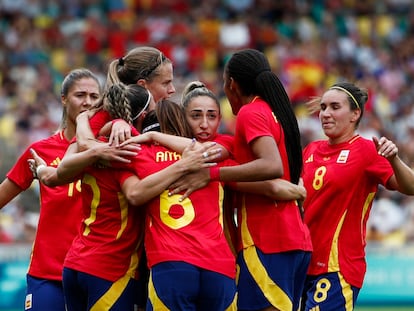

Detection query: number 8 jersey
xmin=302 ymin=135 xmax=394 ymax=288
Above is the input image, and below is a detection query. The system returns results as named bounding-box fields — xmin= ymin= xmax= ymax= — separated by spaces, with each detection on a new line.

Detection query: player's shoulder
xmin=31 ymin=132 xmax=63 ymax=146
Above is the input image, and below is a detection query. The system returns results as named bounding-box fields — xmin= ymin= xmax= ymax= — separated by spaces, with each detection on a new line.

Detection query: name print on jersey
xmin=156 ymin=151 xmax=181 ymax=162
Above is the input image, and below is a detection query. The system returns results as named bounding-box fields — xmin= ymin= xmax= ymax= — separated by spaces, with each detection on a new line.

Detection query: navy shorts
xmin=237 ymin=246 xmax=311 ymax=311
xmin=147 ymin=261 xmax=237 ymax=311
xmin=63 ymin=267 xmax=143 ymax=311
xmin=301 ymin=272 xmax=360 ymax=311
xmin=25 ymin=274 xmax=65 ymax=311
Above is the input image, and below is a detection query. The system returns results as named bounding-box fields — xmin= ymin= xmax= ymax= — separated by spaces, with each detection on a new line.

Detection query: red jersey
xmin=89 ymin=109 xmax=139 ymax=137
xmin=233 ymin=98 xmax=312 ymax=253
xmin=302 ymin=135 xmax=394 ymax=288
xmin=213 ymin=133 xmax=234 ymax=157
xmin=123 ymin=144 xmax=236 ymax=279
xmin=63 ymin=164 xmax=145 ymax=282
xmin=6 ymin=131 xmax=82 ymax=281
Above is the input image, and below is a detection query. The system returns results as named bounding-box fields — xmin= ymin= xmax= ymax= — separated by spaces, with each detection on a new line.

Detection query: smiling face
xmin=185 ymin=95 xmax=221 ymax=142
xmin=319 ymin=89 xmax=361 ymax=144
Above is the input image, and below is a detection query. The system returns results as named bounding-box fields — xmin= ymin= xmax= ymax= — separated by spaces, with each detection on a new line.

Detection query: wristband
xmin=36 ymin=164 xmax=46 ymax=179
xmin=209 ymin=166 xmax=220 ymax=181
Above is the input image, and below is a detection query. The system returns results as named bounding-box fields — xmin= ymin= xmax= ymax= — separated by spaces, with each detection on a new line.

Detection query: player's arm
xmin=374 ymin=136 xmax=414 ymax=194
xmin=121 ymin=131 xmax=229 ymax=161
xmin=0 ymin=179 xmax=23 ymax=209
xmin=233 ymin=178 xmax=306 ymax=201
xmin=122 ymin=140 xmax=220 ymax=206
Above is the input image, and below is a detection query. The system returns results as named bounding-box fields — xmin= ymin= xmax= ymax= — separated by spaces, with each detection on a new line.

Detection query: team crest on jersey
xmin=25 ymin=293 xmax=32 ymax=310
xmin=337 ymin=150 xmax=350 ymax=163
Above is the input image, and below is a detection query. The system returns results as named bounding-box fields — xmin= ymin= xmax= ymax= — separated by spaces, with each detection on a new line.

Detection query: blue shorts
xmin=25 ymin=274 xmax=65 ymax=311
xmin=237 ymin=246 xmax=311 ymax=311
xmin=301 ymin=272 xmax=360 ymax=311
xmin=63 ymin=267 xmax=143 ymax=311
xmin=147 ymin=261 xmax=237 ymax=311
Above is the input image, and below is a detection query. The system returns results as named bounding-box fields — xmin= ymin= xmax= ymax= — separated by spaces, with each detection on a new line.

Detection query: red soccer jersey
xmin=214 ymin=133 xmax=234 ymax=158
xmin=122 ymin=144 xmax=236 ymax=279
xmin=302 ymin=135 xmax=394 ymax=288
xmin=6 ymin=131 xmax=82 ymax=281
xmin=89 ymin=109 xmax=139 ymax=138
xmin=63 ymin=164 xmax=145 ymax=282
xmin=233 ymin=98 xmax=312 ymax=253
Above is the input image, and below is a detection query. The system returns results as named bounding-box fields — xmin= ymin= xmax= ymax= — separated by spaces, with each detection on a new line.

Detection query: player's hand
xmin=373 ymin=136 xmax=398 ymax=160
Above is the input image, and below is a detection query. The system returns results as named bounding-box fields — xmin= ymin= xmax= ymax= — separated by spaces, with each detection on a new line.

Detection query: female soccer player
xmin=301 ymin=82 xmax=414 ymax=311
xmin=0 ymin=68 xmax=101 ymax=311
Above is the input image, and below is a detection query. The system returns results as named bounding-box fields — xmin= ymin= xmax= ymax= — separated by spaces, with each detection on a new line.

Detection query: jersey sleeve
xmin=364 ymin=141 xmax=394 ymax=186
xmin=237 ymin=101 xmax=276 ymax=144
xmin=214 ymin=134 xmax=234 ymax=156
xmin=89 ymin=110 xmax=112 ymax=137
xmin=6 ymin=146 xmax=35 ymax=190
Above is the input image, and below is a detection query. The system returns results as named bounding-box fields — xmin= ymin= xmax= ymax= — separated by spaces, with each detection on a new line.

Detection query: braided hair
xmin=225 ymin=49 xmax=303 ymax=184
xmin=103 ymin=83 xmax=151 ymax=124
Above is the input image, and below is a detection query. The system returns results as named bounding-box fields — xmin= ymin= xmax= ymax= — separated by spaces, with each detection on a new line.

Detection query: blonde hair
xmin=103 ymin=83 xmax=151 ymax=124
xmin=106 ymin=46 xmax=171 ymax=90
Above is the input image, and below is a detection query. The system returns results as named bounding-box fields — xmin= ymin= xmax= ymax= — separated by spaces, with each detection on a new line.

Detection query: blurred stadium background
xmin=1 ymin=0 xmax=414 ymax=309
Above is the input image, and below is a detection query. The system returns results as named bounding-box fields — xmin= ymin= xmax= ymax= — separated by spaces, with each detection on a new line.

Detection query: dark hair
xmin=181 ymin=80 xmax=220 ymax=113
xmin=330 ymin=82 xmax=368 ymax=127
xmin=60 ymin=68 xmax=101 ymax=129
xmin=141 ymin=110 xmax=161 ymax=133
xmin=225 ymin=49 xmax=302 ymax=184
xmin=155 ymin=99 xmax=193 ymax=138
xmin=103 ymin=83 xmax=151 ymax=124
xmin=106 ymin=46 xmax=171 ymax=89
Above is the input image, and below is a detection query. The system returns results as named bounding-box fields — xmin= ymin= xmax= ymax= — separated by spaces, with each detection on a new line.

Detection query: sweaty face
xmin=63 ymin=77 xmax=101 ymax=126
xmin=319 ymin=89 xmax=360 ymax=144
xmin=145 ymin=62 xmax=175 ymax=104
xmin=185 ymin=95 xmax=221 ymax=142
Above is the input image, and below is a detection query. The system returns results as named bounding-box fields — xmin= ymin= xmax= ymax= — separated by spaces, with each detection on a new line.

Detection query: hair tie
xmin=329 ymin=86 xmax=360 ymax=109
xmin=118 ymin=57 xmax=124 ymax=66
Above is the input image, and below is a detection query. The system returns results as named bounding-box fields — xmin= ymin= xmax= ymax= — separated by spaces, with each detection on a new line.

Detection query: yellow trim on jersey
xmin=148 ymin=270 xmax=170 ymax=310
xmin=225 ymin=292 xmax=238 ymax=311
xmin=116 ymin=192 xmax=128 ymax=240
xmin=243 ymin=246 xmax=292 ymax=310
xmin=82 ymin=174 xmax=100 ymax=236
xmin=328 ymin=192 xmax=375 ymax=272
xmin=328 ymin=210 xmax=347 ymax=271
xmin=338 ymin=272 xmax=354 ymax=311
xmin=218 ymin=183 xmax=224 ymax=228
xmin=240 ymin=195 xmax=254 ymax=248
xmin=90 ymin=274 xmax=131 ymax=311
xmin=361 ymin=192 xmax=375 ymax=236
